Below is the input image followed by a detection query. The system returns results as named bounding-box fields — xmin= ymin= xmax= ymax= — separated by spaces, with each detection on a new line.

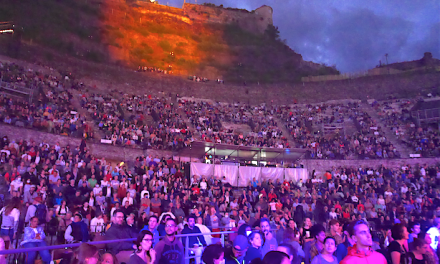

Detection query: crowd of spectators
xmin=371 ymin=98 xmax=440 ymax=157
xmin=0 ymin=133 xmax=440 ymax=264
xmin=183 ymin=100 xmax=289 ymax=148
xmin=2 ymin=60 xmax=438 ymax=159
xmin=78 ymin=90 xmax=193 ymax=150
xmin=276 ymin=102 xmax=401 ymax=159
xmin=0 ymin=62 xmax=92 ymax=138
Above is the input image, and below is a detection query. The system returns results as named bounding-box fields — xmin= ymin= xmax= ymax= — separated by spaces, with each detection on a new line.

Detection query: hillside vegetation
xmin=0 ymin=0 xmax=338 ymax=83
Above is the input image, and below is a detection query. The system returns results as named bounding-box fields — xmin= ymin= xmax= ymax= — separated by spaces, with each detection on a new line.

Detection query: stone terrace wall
xmin=0 ymin=124 xmax=173 ymax=161
xmin=2 ymin=124 xmax=439 ymax=179
xmin=301 ymin=157 xmax=440 ymax=177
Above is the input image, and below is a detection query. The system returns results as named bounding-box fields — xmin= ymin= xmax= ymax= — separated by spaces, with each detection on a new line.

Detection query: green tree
xmin=264 ymin=24 xmax=280 ymax=41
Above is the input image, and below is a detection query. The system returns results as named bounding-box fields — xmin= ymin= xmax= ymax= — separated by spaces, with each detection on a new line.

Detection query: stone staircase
xmin=273 ymin=116 xmax=296 ymax=148
xmin=69 ymin=89 xmax=105 ymax=141
xmin=360 ymin=102 xmax=412 ymax=158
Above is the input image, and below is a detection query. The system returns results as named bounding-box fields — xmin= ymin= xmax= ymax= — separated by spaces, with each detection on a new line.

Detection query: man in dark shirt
xmin=78 ymin=181 xmax=90 ymax=197
xmin=182 ymin=214 xmax=207 ymax=264
xmin=155 ymin=218 xmax=184 ymax=264
xmin=105 ymin=210 xmax=137 ymax=263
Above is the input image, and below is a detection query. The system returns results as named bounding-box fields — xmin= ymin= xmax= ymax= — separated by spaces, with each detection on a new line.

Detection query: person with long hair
xmin=417 ymin=232 xmax=439 ymax=264
xmin=388 ymin=223 xmax=410 ymax=264
xmin=408 ymin=238 xmax=427 ymax=264
xmin=128 ymin=230 xmax=156 ymax=264
xmin=282 ymin=228 xmax=305 ymax=264
xmin=0 ymin=197 xmax=21 ymax=241
xmin=245 ymin=231 xmax=264 ymax=264
xmin=311 ymin=237 xmax=338 ymax=264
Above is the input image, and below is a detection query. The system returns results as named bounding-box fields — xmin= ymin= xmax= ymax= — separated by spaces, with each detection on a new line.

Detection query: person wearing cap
xmin=182 ymin=214 xmax=207 ymax=264
xmin=225 ymin=235 xmax=249 ymax=264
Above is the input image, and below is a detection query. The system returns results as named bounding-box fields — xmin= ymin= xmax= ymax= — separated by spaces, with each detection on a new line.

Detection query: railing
xmin=0 ymin=231 xmax=234 ymax=264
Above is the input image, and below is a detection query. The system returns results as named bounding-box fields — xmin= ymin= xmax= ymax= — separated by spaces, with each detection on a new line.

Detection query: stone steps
xmin=360 ymin=102 xmax=413 ymax=158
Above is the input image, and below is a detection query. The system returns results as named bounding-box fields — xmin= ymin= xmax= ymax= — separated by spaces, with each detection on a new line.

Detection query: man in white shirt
xmin=93 ymin=184 xmax=102 ymax=196
xmin=90 ymin=211 xmax=105 ymax=233
xmin=122 ymin=193 xmax=133 ymax=206
xmin=10 ymin=176 xmax=23 ymax=196
xmin=427 ymin=218 xmax=440 ymax=250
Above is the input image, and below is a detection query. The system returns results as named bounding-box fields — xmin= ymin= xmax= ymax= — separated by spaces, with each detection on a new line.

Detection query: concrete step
xmin=273 ymin=116 xmax=296 ymax=148
xmin=70 ymin=89 xmax=105 ymax=141
xmin=359 ymin=102 xmax=413 ymax=158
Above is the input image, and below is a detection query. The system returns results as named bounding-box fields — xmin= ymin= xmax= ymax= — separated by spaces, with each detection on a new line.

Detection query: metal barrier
xmin=0 ymin=231 xmax=235 ymax=264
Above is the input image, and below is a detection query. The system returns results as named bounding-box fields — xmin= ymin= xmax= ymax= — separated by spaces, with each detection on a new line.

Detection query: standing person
xmin=201 ymin=244 xmax=224 ymax=264
xmin=181 ymin=214 xmax=207 ymax=264
xmin=418 ymin=231 xmax=439 ymax=264
xmin=408 ymin=222 xmax=421 ymax=245
xmin=0 ymin=197 xmax=21 ymax=241
xmin=245 ymin=231 xmax=263 ymax=264
xmin=327 ymin=219 xmax=342 ymax=245
xmin=196 ymin=216 xmax=212 ymax=245
xmin=335 ymin=222 xmax=355 ymax=262
xmin=21 ymin=217 xmax=51 ymax=264
xmin=105 ymin=210 xmax=137 ymax=262
xmin=388 ymin=223 xmax=410 ymax=264
xmin=140 ymin=216 xmax=160 ymax=246
xmin=128 ymin=230 xmax=156 ymax=264
xmin=427 ymin=218 xmax=440 ymax=251
xmin=340 ymin=220 xmax=387 ymax=264
xmin=311 ymin=237 xmax=338 ymax=264
xmin=154 ymin=218 xmax=184 ymax=264
xmin=225 ymin=235 xmax=249 ymax=264
xmin=282 ymin=227 xmax=305 ymax=264
xmin=307 ymin=224 xmax=326 ymax=263
xmin=260 ymin=218 xmax=278 ymax=256
xmin=408 ymin=238 xmax=427 ymax=264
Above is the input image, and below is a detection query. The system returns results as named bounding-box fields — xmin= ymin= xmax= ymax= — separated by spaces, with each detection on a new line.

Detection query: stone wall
xmin=2 ymin=124 xmax=439 ymax=178
xmin=301 ymin=157 xmax=440 ymax=177
xmin=0 ymin=124 xmax=173 ymax=162
xmin=183 ymin=3 xmax=273 ymax=34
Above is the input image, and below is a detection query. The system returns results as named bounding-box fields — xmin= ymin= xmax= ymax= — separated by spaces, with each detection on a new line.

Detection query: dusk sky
xmin=165 ymin=0 xmax=440 ymax=73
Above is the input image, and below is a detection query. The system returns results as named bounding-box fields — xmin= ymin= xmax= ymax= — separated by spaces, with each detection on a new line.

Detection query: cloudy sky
xmin=165 ymin=0 xmax=439 ymax=73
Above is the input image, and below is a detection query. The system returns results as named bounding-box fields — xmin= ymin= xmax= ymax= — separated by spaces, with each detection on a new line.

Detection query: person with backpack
xmin=24 ymin=196 xmax=46 ymax=226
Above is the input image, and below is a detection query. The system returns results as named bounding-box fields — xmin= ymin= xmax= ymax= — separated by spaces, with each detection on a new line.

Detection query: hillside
xmin=0 ymin=0 xmax=338 ymax=83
